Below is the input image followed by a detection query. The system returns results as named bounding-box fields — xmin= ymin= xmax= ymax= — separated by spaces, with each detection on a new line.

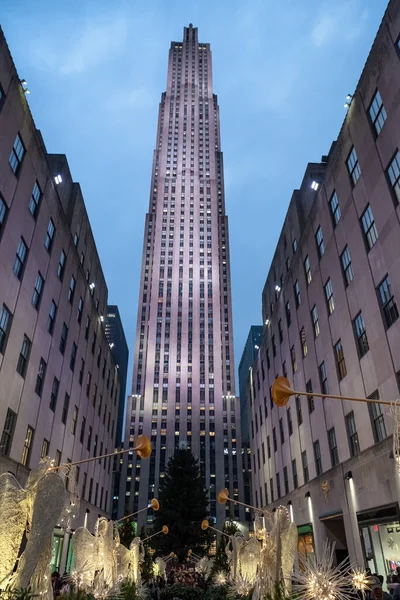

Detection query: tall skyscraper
xmin=120 ymin=24 xmax=244 ymax=527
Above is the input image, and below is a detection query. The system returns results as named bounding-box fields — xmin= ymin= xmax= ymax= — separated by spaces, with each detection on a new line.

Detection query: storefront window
xmin=51 ymin=529 xmax=64 ymax=572
xmin=362 ymin=522 xmax=400 ymax=579
xmin=297 ymin=524 xmax=315 ymax=566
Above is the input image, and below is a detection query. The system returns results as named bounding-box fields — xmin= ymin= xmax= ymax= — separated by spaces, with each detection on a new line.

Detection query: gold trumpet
xmin=201 ymin=519 xmax=230 ymax=538
xmin=141 ymin=525 xmax=169 ymax=543
xmin=272 ymin=376 xmax=392 ymax=407
xmin=116 ymin=498 xmax=159 ymax=523
xmin=217 ymin=488 xmax=260 ymax=512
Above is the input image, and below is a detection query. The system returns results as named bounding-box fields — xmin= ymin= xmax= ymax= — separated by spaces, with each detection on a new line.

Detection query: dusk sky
xmin=1 ymin=0 xmax=388 ymax=392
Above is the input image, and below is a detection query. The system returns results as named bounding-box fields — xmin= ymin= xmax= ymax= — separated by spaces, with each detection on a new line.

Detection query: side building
xmin=0 ymin=27 xmax=123 ymax=571
xmin=238 ymin=325 xmax=262 ymax=524
xmin=249 ymin=0 xmax=400 ymax=571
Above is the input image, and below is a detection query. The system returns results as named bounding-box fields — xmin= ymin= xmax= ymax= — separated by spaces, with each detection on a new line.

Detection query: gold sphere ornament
xmin=170 ymin=552 xmax=175 ymax=558
xmin=201 ymin=519 xmax=209 ymax=530
xmin=272 ymin=376 xmax=292 ymax=407
xmin=217 ymin=489 xmax=229 ymax=505
xmin=162 ymin=525 xmax=169 ymax=534
xmin=135 ymin=435 xmax=152 ymax=459
xmin=151 ymin=498 xmax=160 ymax=510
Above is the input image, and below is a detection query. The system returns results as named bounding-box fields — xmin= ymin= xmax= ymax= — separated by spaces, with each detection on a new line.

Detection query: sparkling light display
xmin=351 ymin=567 xmax=370 ymax=593
xmin=293 ymin=540 xmax=350 ymax=600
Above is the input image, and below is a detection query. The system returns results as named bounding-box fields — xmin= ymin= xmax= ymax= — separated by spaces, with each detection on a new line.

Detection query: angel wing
xmin=71 ymin=525 xmax=99 ymax=588
xmin=280 ymin=522 xmax=298 ymax=594
xmin=0 ymin=472 xmax=28 ymax=586
xmin=15 ymin=471 xmax=67 ymax=592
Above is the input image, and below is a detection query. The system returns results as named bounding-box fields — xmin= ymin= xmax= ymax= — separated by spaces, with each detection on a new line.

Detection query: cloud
xmin=311 ymin=3 xmax=369 ymax=47
xmin=30 ymin=12 xmax=129 ymax=75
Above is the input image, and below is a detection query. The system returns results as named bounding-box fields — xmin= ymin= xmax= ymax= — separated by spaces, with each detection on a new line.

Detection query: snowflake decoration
xmin=294 ymin=541 xmax=350 ymax=600
xmin=351 ymin=567 xmax=370 ymax=592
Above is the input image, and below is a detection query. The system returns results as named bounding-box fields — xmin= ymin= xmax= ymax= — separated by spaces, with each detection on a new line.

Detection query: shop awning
xmin=297 ymin=524 xmax=313 ymax=535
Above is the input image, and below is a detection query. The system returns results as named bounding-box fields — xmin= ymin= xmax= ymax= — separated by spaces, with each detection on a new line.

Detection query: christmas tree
xmin=152 ymin=449 xmax=212 ymax=561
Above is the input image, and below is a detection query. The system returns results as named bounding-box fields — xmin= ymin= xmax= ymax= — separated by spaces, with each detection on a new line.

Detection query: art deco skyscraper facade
xmin=120 ymin=25 xmax=244 ymax=527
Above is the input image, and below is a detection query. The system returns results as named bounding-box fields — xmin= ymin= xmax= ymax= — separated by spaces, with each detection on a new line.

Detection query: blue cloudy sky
xmin=1 ymin=0 xmax=388 ymax=391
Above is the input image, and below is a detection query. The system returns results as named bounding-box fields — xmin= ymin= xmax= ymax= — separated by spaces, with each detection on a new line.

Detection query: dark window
xmin=16 ymin=335 xmax=31 ymax=377
xmin=292 ymin=238 xmax=297 ymax=253
xmin=59 ymin=323 xmax=68 ymax=355
xmin=87 ymin=426 xmax=92 ymax=451
xmin=285 ymin=302 xmax=291 ymax=326
xmin=276 ymin=472 xmax=281 ymax=498
xmin=388 ymin=151 xmax=400 ymax=204
xmin=9 ymin=133 xmax=25 ymax=174
xmin=346 ymin=411 xmax=359 ymax=457
xmin=292 ymin=458 xmax=298 ymax=488
xmin=1 ymin=408 xmax=17 ymax=456
xmin=57 ymin=250 xmax=66 ymax=280
xmin=300 ymin=327 xmax=307 ymax=357
xmin=70 ymin=342 xmax=77 ymax=371
xmin=80 ymin=417 xmax=86 ymax=444
xmin=32 ymin=272 xmax=44 ymax=309
xmin=302 ymin=450 xmax=309 ymax=483
xmin=347 ymin=146 xmax=361 ymax=185
xmin=68 ymin=276 xmax=76 ymax=303
xmin=294 ymin=280 xmax=301 ymax=307
xmin=278 ymin=319 xmax=283 ymax=343
xmin=378 ymin=275 xmax=399 ymax=329
xmin=34 ymin=358 xmax=47 ymax=396
xmin=369 ymin=90 xmax=387 ymax=135
xmin=72 ymin=406 xmax=78 ymax=435
xmin=353 ymin=312 xmax=369 ymax=357
xmin=287 ymin=407 xmax=293 ymax=436
xmin=47 ymin=300 xmax=57 ymax=335
xmin=313 ymin=440 xmax=322 ymax=476
xmin=361 ymin=205 xmax=378 ymax=250
xmin=329 ymin=191 xmax=341 ymax=226
xmin=79 ymin=358 xmax=85 ymax=385
xmin=328 ymin=427 xmax=339 ymax=467
xmin=0 ymin=195 xmax=8 ymax=238
xmin=368 ymin=391 xmax=387 ymax=443
xmin=272 ymin=335 xmax=276 ymax=357
xmin=29 ymin=182 xmax=41 ymax=218
xmin=311 ymin=305 xmax=320 ymax=338
xmin=62 ymin=393 xmax=70 ymax=425
xmin=319 ymin=361 xmax=328 ymax=395
xmin=279 ymin=418 xmax=284 ymax=444
xmin=324 ymin=279 xmax=335 ymax=314
xmin=306 ymin=380 xmax=314 ymax=413
xmin=77 ymin=297 xmax=84 ymax=323
xmin=0 ymin=305 xmax=12 ymax=354
xmin=340 ymin=246 xmax=354 ymax=286
xmin=267 ymin=435 xmax=271 ymax=458
xmin=21 ymin=426 xmax=34 ymax=467
xmin=334 ymin=339 xmax=347 ymax=380
xmin=304 ymin=256 xmax=312 ymax=284
xmin=50 ymin=377 xmax=59 ymax=411
xmin=315 ymin=226 xmax=325 ymax=257
xmin=85 ymin=316 xmax=90 ymax=341
xmin=41 ymin=438 xmax=49 ymax=459
xmin=272 ymin=427 xmax=277 ymax=452
xmin=86 ymin=371 xmax=91 ymax=397
xmin=284 ymin=466 xmax=289 ymax=495
xmin=73 ymin=232 xmax=79 ymax=247
xmin=13 ymin=238 xmax=28 ymax=279
xmin=270 ymin=477 xmax=274 ymax=502
xmin=296 ymin=395 xmax=303 ymax=425
xmin=44 ymin=219 xmax=56 ymax=251
xmin=290 ymin=345 xmax=297 ymax=373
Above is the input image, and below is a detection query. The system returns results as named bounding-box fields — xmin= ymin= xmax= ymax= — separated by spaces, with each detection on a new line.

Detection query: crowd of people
xmin=148 ymin=567 xmax=206 ymax=598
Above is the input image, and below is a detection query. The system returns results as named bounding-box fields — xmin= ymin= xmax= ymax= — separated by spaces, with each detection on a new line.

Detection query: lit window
xmin=0 ymin=409 xmax=17 ymax=457
xmin=300 ymin=327 xmax=307 ymax=357
xmin=369 ymin=90 xmax=387 ymax=135
xmin=21 ymin=426 xmax=34 ymax=467
xmin=311 ymin=305 xmax=319 ymax=337
xmin=54 ymin=174 xmax=62 ymax=184
xmin=346 ymin=146 xmax=361 ymax=185
xmin=9 ymin=133 xmax=25 ymax=174
xmin=304 ymin=256 xmax=312 ymax=284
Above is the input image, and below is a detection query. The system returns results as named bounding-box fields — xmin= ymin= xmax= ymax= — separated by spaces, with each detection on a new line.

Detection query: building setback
xmin=119 ymin=24 xmax=244 ymax=527
xmin=248 ymin=0 xmax=400 ymax=571
xmin=0 ymin=27 xmax=123 ymax=571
